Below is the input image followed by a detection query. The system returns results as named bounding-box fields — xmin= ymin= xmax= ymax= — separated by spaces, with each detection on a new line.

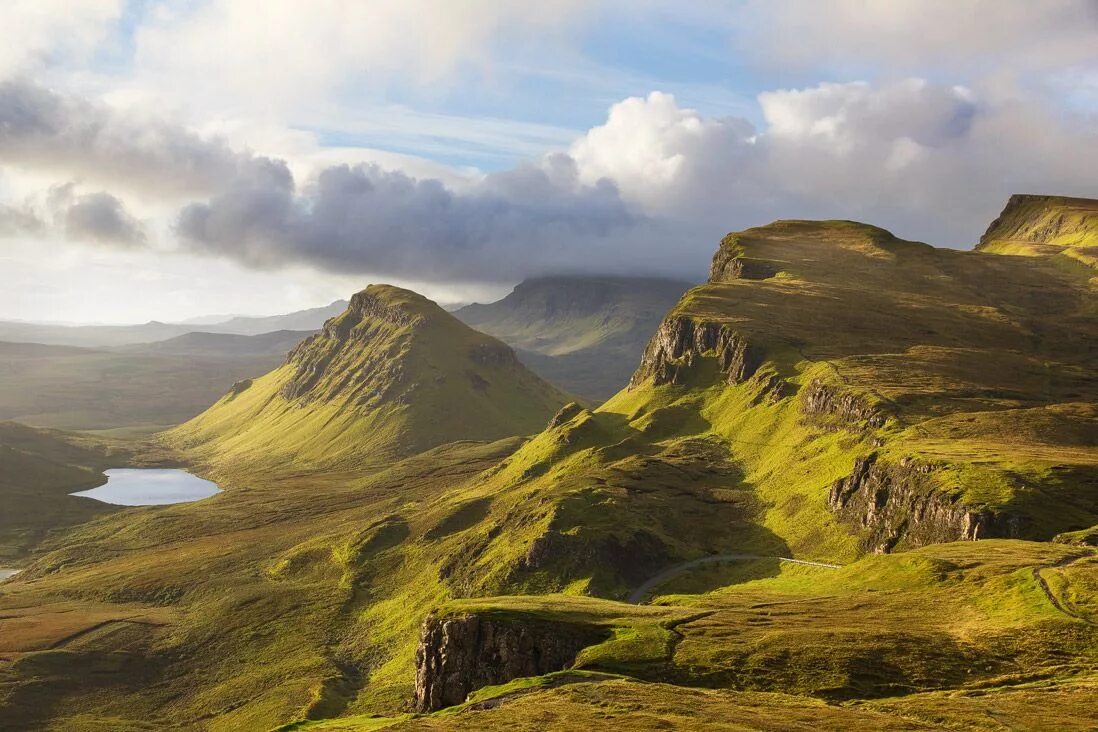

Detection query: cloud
xmin=48 ymin=184 xmax=146 ymax=248
xmin=735 ymin=0 xmax=1098 ymax=73
xmin=0 ymin=1 xmax=121 ymax=78
xmin=0 ymin=80 xmax=266 ymax=198
xmin=132 ymin=0 xmax=592 ymax=111
xmin=0 ymin=202 xmax=44 ymax=237
xmin=176 ymin=158 xmax=647 ymax=282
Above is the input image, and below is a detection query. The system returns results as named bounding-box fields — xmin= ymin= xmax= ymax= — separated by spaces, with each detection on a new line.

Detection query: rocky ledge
xmin=413 ymin=612 xmax=607 ymax=711
xmin=630 ymin=316 xmax=760 ymax=388
xmin=829 ymin=454 xmax=1022 ymax=553
xmin=801 ymin=378 xmax=887 ymax=429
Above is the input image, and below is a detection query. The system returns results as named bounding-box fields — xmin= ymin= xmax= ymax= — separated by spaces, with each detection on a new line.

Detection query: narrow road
xmin=628 ymin=554 xmax=841 ymax=604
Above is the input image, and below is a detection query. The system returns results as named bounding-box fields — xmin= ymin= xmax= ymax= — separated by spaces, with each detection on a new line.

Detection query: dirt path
xmin=1032 ymin=552 xmax=1096 ymax=625
xmin=628 ymin=554 xmax=841 ymax=604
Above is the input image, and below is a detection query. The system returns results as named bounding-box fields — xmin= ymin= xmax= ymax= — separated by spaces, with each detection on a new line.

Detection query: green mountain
xmin=454 ymin=276 xmax=690 ymax=401
xmin=977 ymin=193 xmax=1098 ymax=272
xmin=167 ymin=285 xmax=570 ymax=469
xmin=1 ymin=197 xmax=1096 ymax=731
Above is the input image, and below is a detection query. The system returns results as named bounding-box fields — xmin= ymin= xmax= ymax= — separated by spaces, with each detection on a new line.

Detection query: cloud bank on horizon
xmin=1 ymin=0 xmax=1096 ymax=321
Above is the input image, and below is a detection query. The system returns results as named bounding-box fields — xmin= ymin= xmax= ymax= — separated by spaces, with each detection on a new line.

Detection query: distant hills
xmin=455 ymin=276 xmax=691 ymax=400
xmin=0 ymin=331 xmax=312 ymax=431
xmin=0 ymin=300 xmax=348 ymax=348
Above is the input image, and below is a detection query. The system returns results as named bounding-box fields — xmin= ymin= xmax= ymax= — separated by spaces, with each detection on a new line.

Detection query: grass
xmin=1 ymin=209 xmax=1096 ymax=730
xmin=165 ymin=285 xmax=569 ymax=470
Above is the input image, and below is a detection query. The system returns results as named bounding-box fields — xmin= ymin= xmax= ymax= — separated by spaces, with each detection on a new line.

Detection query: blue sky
xmin=1 ymin=1 xmax=1096 ymax=322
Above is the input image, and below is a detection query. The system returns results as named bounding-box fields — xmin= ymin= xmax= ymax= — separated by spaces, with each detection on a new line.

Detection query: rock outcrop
xmin=829 ymin=454 xmax=1022 ymax=553
xmin=413 ymin=613 xmax=607 ymax=711
xmin=801 ymin=379 xmax=887 ymax=429
xmin=630 ymin=316 xmax=759 ymax=388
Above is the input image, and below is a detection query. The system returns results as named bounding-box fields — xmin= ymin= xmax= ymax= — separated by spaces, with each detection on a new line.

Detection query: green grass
xmin=166 ymin=286 xmax=569 ymax=470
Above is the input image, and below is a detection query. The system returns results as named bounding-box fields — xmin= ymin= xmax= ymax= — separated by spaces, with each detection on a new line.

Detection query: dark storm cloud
xmin=176 ymin=158 xmax=646 ymax=282
xmin=60 ymin=191 xmax=146 ymax=248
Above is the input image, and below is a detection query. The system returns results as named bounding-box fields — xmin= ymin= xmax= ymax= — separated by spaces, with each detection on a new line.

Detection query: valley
xmin=0 ymin=195 xmax=1096 ymax=730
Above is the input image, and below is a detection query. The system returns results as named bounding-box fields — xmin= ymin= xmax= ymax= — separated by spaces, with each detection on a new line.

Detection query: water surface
xmin=71 ymin=468 xmax=221 ymax=506
xmin=0 ymin=569 xmax=19 ymax=581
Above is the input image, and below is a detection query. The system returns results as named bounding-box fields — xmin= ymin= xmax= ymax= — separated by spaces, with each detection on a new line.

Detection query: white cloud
xmin=132 ymin=0 xmax=591 ymax=112
xmin=0 ymin=1 xmax=122 ymax=79
xmin=736 ymin=0 xmax=1098 ymax=73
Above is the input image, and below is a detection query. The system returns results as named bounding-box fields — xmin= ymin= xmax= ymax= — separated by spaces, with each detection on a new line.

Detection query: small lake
xmin=71 ymin=468 xmax=221 ymax=506
xmin=0 ymin=569 xmax=20 ymax=581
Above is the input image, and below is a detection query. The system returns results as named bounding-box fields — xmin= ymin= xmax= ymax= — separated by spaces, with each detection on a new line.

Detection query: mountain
xmin=977 ymin=193 xmax=1098 ymax=271
xmin=167 ymin=285 xmax=570 ymax=468
xmin=448 ymin=210 xmax=1098 ymax=599
xmin=2 ymin=198 xmax=1096 ymax=731
xmin=0 ymin=331 xmax=310 ymax=432
xmin=208 ymin=299 xmax=349 ymax=335
xmin=0 ymin=300 xmax=347 ymax=348
xmin=455 ymin=276 xmax=691 ymax=400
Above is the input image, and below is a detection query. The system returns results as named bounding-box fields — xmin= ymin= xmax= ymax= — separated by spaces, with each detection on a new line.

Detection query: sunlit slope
xmin=166 ymin=285 xmax=569 ymax=468
xmin=423 ymin=210 xmax=1098 ymax=598
xmin=977 ymin=193 xmax=1098 ymax=272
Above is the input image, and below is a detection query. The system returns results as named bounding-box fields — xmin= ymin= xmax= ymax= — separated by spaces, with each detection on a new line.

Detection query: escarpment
xmin=829 ymin=454 xmax=1022 ymax=553
xmin=801 ymin=379 xmax=887 ymax=429
xmin=630 ymin=316 xmax=760 ymax=388
xmin=413 ymin=613 xmax=607 ymax=711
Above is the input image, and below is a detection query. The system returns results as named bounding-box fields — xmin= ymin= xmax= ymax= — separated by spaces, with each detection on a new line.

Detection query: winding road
xmin=627 ymin=554 xmax=841 ymax=604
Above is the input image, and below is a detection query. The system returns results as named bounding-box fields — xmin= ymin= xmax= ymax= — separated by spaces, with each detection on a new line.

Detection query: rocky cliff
xmin=630 ymin=316 xmax=760 ymax=388
xmin=829 ymin=454 xmax=1023 ymax=553
xmin=413 ymin=612 xmax=607 ymax=711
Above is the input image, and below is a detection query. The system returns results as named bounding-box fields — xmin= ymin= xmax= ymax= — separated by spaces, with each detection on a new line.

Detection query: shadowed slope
xmin=455 ymin=276 xmax=691 ymax=400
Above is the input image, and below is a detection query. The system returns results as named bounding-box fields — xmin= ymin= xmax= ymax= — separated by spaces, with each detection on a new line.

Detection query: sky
xmin=1 ymin=1 xmax=1096 ymax=323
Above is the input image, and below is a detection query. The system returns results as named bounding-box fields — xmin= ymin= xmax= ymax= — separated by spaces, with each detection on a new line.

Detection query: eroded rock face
xmin=829 ymin=454 xmax=1022 ymax=553
xmin=630 ymin=316 xmax=760 ymax=388
xmin=801 ymin=379 xmax=887 ymax=428
xmin=413 ymin=613 xmax=606 ymax=712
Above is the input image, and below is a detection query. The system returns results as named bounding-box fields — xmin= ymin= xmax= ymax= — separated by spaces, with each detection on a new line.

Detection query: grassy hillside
xmin=977 ymin=193 xmax=1098 ymax=273
xmin=166 ymin=285 xmax=570 ymax=469
xmin=1 ymin=199 xmax=1096 ymax=730
xmin=0 ymin=423 xmax=129 ymax=563
xmin=455 ymin=277 xmax=690 ymax=401
xmin=0 ymin=331 xmax=308 ymax=432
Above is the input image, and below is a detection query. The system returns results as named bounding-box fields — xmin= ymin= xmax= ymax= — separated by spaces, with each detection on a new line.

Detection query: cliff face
xmin=829 ymin=454 xmax=1023 ymax=553
xmin=630 ymin=316 xmax=759 ymax=388
xmin=413 ymin=613 xmax=607 ymax=711
xmin=978 ymin=194 xmax=1098 ymax=249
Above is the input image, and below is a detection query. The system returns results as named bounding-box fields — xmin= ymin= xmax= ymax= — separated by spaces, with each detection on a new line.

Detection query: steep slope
xmin=455 ymin=276 xmax=690 ymax=400
xmin=167 ymin=285 xmax=570 ymax=468
xmin=977 ymin=193 xmax=1098 ymax=272
xmin=422 ymin=207 xmax=1098 ymax=604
